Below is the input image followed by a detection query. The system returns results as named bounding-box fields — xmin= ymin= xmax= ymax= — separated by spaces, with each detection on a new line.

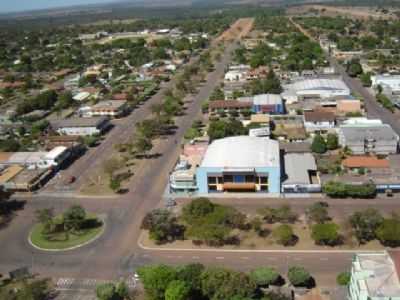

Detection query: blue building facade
xmin=195 ymin=136 xmax=281 ymax=194
xmin=196 ymin=166 xmax=281 ymax=194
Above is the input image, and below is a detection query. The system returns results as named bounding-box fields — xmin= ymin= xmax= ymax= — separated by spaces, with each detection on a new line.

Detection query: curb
xmin=28 ymin=217 xmax=106 ymax=252
xmin=137 ymin=232 xmax=384 ymax=254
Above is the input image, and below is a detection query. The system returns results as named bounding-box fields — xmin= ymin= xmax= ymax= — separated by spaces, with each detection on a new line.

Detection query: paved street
xmin=1 ymin=19 xmax=400 ymax=291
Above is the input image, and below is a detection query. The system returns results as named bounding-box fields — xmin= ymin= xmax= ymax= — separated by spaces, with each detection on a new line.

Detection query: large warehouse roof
xmin=200 ymin=136 xmax=280 ymax=168
xmin=285 ymin=78 xmax=349 ymax=92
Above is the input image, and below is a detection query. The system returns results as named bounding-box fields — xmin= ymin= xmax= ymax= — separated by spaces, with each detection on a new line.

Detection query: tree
xmin=207 ymin=119 xmax=247 ymax=141
xmin=349 ymin=209 xmax=383 ymax=244
xmin=311 ymin=223 xmax=340 ymax=246
xmin=272 ymin=224 xmax=295 ymax=246
xmin=134 ymin=136 xmax=153 ymax=158
xmin=9 ymin=278 xmax=52 ymax=300
xmin=165 ymin=280 xmax=190 ymax=300
xmin=200 ymin=268 xmax=256 ymax=300
xmin=176 ymin=263 xmax=204 ymax=294
xmin=336 ymin=272 xmax=351 ymax=286
xmin=306 ymin=202 xmax=330 ymax=224
xmin=326 ymin=133 xmax=338 ymax=150
xmin=376 ymin=218 xmax=400 ymax=247
xmin=287 ymin=266 xmax=311 ymax=287
xmin=141 ymin=209 xmax=184 ymax=244
xmin=360 ymin=72 xmax=372 ymax=87
xmin=257 ymin=205 xmax=297 ymax=224
xmin=347 ymin=60 xmax=363 ymax=77
xmin=311 ymin=134 xmax=327 ymax=154
xmin=249 ymin=267 xmax=280 ymax=287
xmin=63 ymin=205 xmax=86 ymax=232
xmin=96 ymin=283 xmax=116 ymax=300
xmin=56 ymin=91 xmax=74 ymax=109
xmin=209 ymin=87 xmax=225 ymax=101
xmin=35 ymin=208 xmax=54 ymax=234
xmin=115 ymin=281 xmax=129 ymax=299
xmin=137 ymin=264 xmax=177 ymax=300
xmin=103 ymin=157 xmax=124 ymax=177
xmin=182 ymin=198 xmax=215 ymax=222
xmin=109 ymin=177 xmax=121 ymax=192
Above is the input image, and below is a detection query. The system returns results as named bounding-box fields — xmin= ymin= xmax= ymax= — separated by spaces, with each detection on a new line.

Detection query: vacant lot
xmin=216 ymin=18 xmax=254 ymax=43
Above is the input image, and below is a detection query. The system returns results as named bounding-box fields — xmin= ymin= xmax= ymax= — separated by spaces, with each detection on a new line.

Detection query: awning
xmin=223 ymin=183 xmax=256 ymax=190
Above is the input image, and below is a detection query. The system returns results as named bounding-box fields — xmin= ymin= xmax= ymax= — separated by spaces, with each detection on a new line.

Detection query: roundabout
xmin=29 ymin=212 xmax=105 ymax=251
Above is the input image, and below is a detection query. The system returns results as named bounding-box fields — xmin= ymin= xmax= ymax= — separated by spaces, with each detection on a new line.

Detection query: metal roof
xmin=200 ymin=136 xmax=280 ymax=168
xmin=340 ymin=124 xmax=399 ymax=142
xmin=285 ymin=78 xmax=349 ymax=92
xmin=284 ymin=153 xmax=316 ymax=185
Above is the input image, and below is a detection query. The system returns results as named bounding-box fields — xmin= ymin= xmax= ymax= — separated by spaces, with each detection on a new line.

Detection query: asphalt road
xmin=0 ymin=41 xmax=243 ymax=281
xmin=2 ymin=21 xmax=400 ymax=289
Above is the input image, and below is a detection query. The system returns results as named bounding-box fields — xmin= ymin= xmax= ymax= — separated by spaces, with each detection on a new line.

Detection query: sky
xmin=0 ymin=0 xmax=117 ymax=13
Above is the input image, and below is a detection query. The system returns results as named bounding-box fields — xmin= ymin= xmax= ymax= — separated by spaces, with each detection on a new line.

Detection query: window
xmin=259 ymin=176 xmax=268 ymax=184
xmin=245 ymin=175 xmax=254 ymax=182
xmin=223 ymin=175 xmax=233 ymax=183
xmin=208 ymin=177 xmax=217 ymax=184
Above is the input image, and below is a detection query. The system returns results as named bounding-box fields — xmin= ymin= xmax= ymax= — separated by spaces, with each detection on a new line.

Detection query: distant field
xmin=81 ymin=18 xmax=139 ymax=26
xmin=287 ymin=4 xmax=398 ymax=20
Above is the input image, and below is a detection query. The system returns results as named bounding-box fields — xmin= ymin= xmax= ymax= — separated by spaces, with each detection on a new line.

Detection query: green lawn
xmin=30 ymin=215 xmax=104 ymax=250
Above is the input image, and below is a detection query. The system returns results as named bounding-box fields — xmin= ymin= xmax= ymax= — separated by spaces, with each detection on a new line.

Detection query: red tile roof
xmin=304 ymin=110 xmax=335 ymax=122
xmin=209 ymin=100 xmax=252 ymax=110
xmin=342 ymin=156 xmax=390 ymax=169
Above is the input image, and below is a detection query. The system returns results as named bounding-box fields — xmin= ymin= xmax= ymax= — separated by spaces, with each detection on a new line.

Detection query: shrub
xmin=336 ymin=272 xmax=351 ymax=286
xmin=311 ymin=134 xmax=327 ymax=154
xmin=250 ymin=267 xmax=280 ymax=287
xmin=311 ymin=223 xmax=341 ymax=246
xmin=376 ymin=218 xmax=400 ymax=247
xmin=273 ymin=224 xmax=295 ymax=246
xmin=287 ymin=266 xmax=311 ymax=287
xmin=323 ymin=181 xmax=376 ymax=198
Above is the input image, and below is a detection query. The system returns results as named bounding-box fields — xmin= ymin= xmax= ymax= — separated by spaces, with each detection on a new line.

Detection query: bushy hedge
xmin=323 ymin=181 xmax=376 ymax=198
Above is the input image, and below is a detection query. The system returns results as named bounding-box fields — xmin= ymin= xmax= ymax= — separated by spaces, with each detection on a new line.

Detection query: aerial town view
xmin=1 ymin=0 xmax=400 ymax=299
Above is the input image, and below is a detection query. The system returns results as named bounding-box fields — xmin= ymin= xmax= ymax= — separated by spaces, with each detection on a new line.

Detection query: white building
xmin=85 ymin=100 xmax=127 ymax=118
xmin=0 ymin=147 xmax=70 ymax=170
xmin=371 ymin=75 xmax=400 ymax=94
xmin=224 ymin=70 xmax=246 ymax=82
xmin=50 ymin=117 xmax=110 ymax=136
xmin=349 ymin=251 xmax=400 ymax=300
xmin=283 ymin=78 xmax=350 ymax=102
xmin=303 ymin=110 xmax=336 ymax=133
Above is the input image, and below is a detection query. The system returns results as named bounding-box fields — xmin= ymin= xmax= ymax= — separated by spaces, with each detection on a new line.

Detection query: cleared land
xmin=287 ymin=4 xmax=398 ymax=20
xmin=216 ymin=18 xmax=254 ymax=43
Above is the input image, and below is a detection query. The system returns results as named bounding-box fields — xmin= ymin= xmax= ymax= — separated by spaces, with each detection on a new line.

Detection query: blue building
xmin=238 ymin=94 xmax=285 ymax=114
xmin=196 ymin=136 xmax=281 ymax=194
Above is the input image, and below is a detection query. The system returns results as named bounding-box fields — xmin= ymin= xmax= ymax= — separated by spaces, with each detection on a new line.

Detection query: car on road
xmin=64 ymin=176 xmax=76 ymax=185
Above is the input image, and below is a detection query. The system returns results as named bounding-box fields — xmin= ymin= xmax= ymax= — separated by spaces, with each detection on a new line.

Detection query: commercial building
xmin=304 ymin=110 xmax=336 ymax=133
xmin=283 ymin=78 xmax=350 ymax=102
xmin=0 ymin=147 xmax=70 ymax=170
xmin=349 ymin=251 xmax=400 ymax=300
xmin=371 ymin=75 xmax=400 ymax=94
xmin=208 ymin=100 xmax=252 ymax=115
xmin=50 ymin=117 xmax=110 ymax=136
xmin=196 ymin=136 xmax=281 ymax=194
xmin=85 ymin=100 xmax=128 ymax=118
xmin=338 ymin=123 xmax=399 ymax=155
xmin=238 ymin=94 xmax=285 ymax=114
xmin=0 ymin=165 xmax=52 ymax=192
xmin=282 ymin=153 xmax=320 ymax=193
